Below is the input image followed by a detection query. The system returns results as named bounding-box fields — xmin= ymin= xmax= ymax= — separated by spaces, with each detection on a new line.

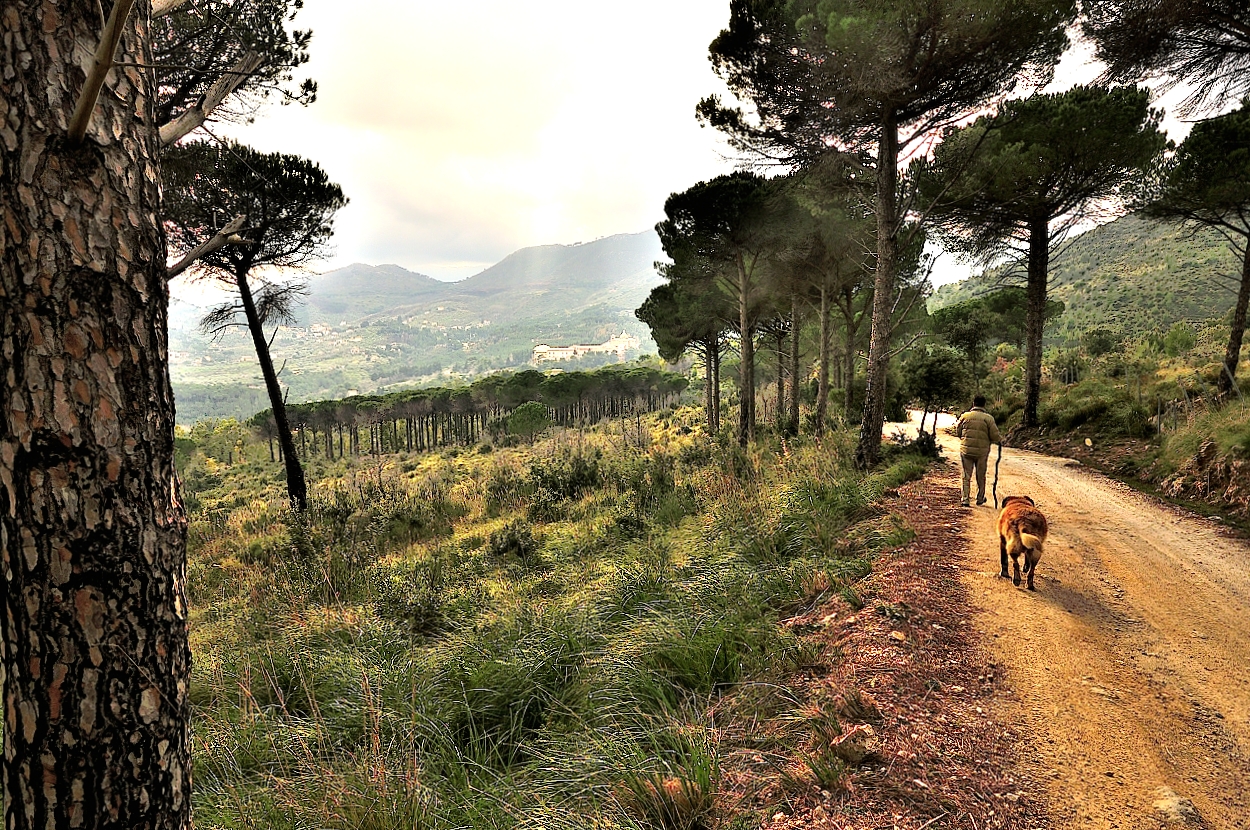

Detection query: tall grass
xmin=184 ymin=410 xmax=930 ymax=828
xmin=1158 ymin=397 xmax=1250 ymax=469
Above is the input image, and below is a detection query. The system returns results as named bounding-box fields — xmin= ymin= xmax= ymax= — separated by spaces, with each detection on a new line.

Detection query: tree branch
xmin=113 ymin=61 xmax=288 ymax=75
xmin=166 ymin=214 xmax=248 ymax=278
xmin=159 ymin=50 xmax=263 ymax=145
xmin=887 ymin=332 xmax=929 ymax=359
xmin=68 ymin=0 xmax=137 ymax=145
xmin=152 ymin=0 xmax=192 ymax=18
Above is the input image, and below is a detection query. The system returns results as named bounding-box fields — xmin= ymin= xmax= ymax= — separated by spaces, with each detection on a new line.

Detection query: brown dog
xmin=997 ymin=495 xmax=1048 ymax=591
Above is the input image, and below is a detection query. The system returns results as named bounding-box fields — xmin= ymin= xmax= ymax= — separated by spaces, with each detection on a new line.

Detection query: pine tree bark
xmin=844 ymin=318 xmax=857 ymax=416
xmin=736 ymin=251 xmax=756 ymax=446
xmin=699 ymin=340 xmax=715 ymax=432
xmin=816 ymin=283 xmax=831 ymax=435
xmin=1218 ymin=243 xmax=1250 ymax=397
xmin=857 ymin=111 xmax=899 ymax=469
xmin=775 ymin=330 xmax=786 ymax=429
xmin=789 ymin=294 xmax=801 ymax=436
xmin=835 ymin=287 xmax=858 ymax=415
xmin=1022 ymin=215 xmax=1050 ymax=429
xmin=712 ymin=343 xmax=721 ymax=433
xmin=0 ymin=2 xmax=191 ymax=828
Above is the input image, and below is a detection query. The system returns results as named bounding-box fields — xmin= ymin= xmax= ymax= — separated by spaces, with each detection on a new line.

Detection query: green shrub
xmin=1163 ymin=321 xmax=1197 ymax=356
xmin=606 ymin=559 xmax=675 ymax=621
xmin=371 ymin=557 xmax=446 ymax=637
xmin=610 ymin=452 xmax=680 ymax=516
xmin=239 ymin=532 xmax=288 ymax=565
xmin=438 ymin=614 xmax=593 ymax=767
xmin=485 ymin=464 xmax=527 ymax=515
xmin=487 ymin=519 xmax=539 ymax=564
xmin=628 ymin=615 xmax=775 ymax=712
xmin=676 ymin=438 xmax=713 ymax=469
xmin=1113 ymin=401 xmax=1156 ymax=439
xmin=649 ymin=485 xmax=699 ymax=528
xmin=526 ymin=487 xmax=566 ymax=523
xmin=507 ymin=401 xmax=552 ymax=441
xmin=777 ymin=476 xmax=877 ymax=556
xmin=1039 ymin=379 xmax=1157 ymax=438
xmin=530 ymin=450 xmax=602 ymax=499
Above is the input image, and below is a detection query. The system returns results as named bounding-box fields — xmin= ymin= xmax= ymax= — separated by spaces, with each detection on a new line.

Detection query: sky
xmin=214 ymin=3 xmax=1199 ymax=289
xmin=221 ymin=1 xmax=739 ymax=282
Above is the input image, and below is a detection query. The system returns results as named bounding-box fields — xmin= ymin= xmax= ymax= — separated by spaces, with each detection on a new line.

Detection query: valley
xmin=170 ymin=231 xmax=664 ymax=422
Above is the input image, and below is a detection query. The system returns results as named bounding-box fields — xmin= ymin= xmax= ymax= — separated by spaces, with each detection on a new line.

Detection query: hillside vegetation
xmin=246 ymin=365 xmax=691 ymax=465
xmin=972 ymin=316 xmax=1250 ymax=526
xmin=930 ymin=214 xmax=1240 ymax=342
xmin=180 ymin=409 xmax=928 ymax=829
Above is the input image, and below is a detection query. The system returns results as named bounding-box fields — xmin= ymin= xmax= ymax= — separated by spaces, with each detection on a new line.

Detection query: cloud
xmin=219 ymin=0 xmax=737 ymax=279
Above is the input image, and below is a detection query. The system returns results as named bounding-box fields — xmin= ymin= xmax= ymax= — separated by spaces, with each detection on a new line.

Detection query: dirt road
xmin=924 ymin=413 xmax=1250 ymax=829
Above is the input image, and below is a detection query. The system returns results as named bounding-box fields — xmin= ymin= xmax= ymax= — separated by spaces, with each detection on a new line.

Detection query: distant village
xmin=531 ymin=332 xmax=641 ymax=363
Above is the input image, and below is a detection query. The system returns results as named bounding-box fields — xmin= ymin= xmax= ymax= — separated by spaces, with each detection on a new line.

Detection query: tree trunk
xmin=1219 ymin=242 xmax=1250 ymax=397
xmin=700 ymin=341 xmax=715 ymax=432
xmin=816 ymin=283 xmax=831 ymax=435
xmin=789 ymin=294 xmax=801 ymax=436
xmin=737 ymin=251 xmax=756 ymax=446
xmin=775 ymin=331 xmax=786 ymax=430
xmin=1 ymin=4 xmax=191 ymax=828
xmin=856 ymin=110 xmax=899 ymax=469
xmin=712 ymin=343 xmax=722 ymax=433
xmin=843 ymin=299 xmax=859 ymax=417
xmin=1022 ymin=215 xmax=1050 ymax=429
xmin=236 ymin=269 xmax=307 ymax=509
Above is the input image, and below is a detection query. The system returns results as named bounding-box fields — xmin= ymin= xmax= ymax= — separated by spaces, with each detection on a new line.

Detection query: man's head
xmin=973 ymin=395 xmax=986 ymax=408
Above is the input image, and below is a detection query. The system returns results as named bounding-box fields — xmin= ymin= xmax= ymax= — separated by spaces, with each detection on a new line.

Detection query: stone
xmin=830 ymin=724 xmax=877 ymax=765
xmin=1153 ymin=787 xmax=1201 ymax=825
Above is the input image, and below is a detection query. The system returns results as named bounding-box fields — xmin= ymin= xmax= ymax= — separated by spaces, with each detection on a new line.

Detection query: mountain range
xmin=171 ymin=231 xmax=664 ymax=423
xmin=299 ymin=231 xmax=664 ymax=326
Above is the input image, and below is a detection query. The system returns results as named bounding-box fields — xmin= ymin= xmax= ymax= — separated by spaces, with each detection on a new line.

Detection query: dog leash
xmin=993 ymin=443 xmax=1002 ymax=509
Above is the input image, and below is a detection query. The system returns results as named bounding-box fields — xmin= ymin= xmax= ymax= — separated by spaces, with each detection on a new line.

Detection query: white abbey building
xmin=532 ymin=331 xmax=641 ymax=363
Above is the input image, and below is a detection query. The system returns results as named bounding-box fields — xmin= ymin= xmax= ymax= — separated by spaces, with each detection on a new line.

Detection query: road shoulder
xmin=761 ymin=459 xmax=1048 ymax=829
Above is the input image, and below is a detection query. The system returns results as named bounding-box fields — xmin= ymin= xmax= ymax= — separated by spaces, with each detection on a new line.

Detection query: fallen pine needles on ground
xmin=718 ymin=461 xmax=1047 ymax=830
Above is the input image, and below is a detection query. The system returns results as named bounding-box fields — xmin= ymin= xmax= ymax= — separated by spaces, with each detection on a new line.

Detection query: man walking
xmin=955 ymin=395 xmax=1002 ymax=507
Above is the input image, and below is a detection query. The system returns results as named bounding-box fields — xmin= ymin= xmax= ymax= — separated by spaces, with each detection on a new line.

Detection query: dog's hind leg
xmin=999 ymin=534 xmax=1010 ymax=579
xmin=1025 ymin=550 xmax=1041 ymax=591
xmin=1011 ymin=550 xmax=1022 ymax=587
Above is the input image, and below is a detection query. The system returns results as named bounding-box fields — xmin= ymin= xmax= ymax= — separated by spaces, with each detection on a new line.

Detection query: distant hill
xmin=170 ymin=232 xmax=664 ymax=423
xmin=310 ymin=232 xmax=665 ymax=327
xmin=929 ymin=214 xmax=1241 ymax=343
xmin=305 ymin=263 xmax=447 ymax=322
xmin=294 ymin=232 xmax=664 ymax=326
xmin=451 ymin=232 xmax=662 ymax=303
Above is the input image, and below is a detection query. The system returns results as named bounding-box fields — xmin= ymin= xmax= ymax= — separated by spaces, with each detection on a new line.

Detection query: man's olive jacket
xmin=956 ymin=407 xmax=1001 ymax=458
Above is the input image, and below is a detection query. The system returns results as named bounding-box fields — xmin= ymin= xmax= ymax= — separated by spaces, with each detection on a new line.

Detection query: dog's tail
xmin=1020 ymin=533 xmax=1043 ymax=574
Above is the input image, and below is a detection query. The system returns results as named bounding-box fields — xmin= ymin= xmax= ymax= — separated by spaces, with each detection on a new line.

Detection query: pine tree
xmin=702 ymin=0 xmax=1074 ymax=464
xmin=915 ymin=86 xmax=1165 ymax=427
